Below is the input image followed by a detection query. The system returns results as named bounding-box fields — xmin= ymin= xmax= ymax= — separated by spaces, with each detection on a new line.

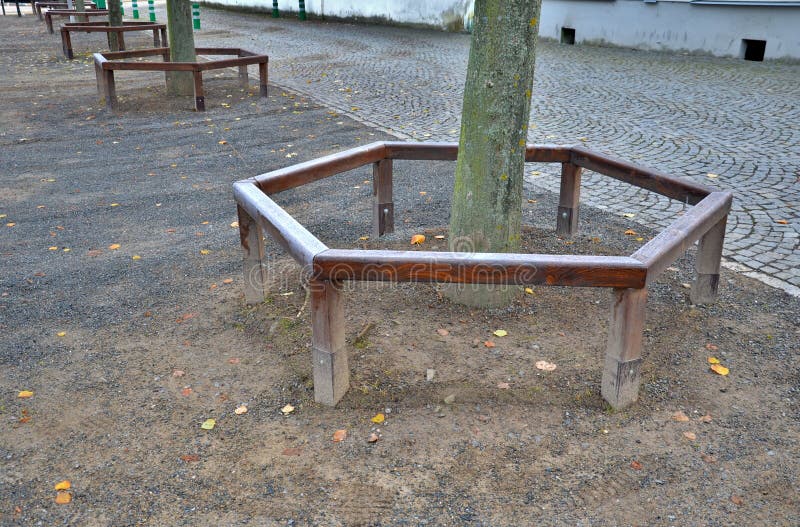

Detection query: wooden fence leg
xmin=61 ymin=30 xmax=73 ymax=59
xmin=691 ymin=216 xmax=727 ymax=305
xmin=601 ymin=287 xmax=647 ymax=409
xmin=311 ymin=279 xmax=349 ymax=406
xmin=238 ymin=64 xmax=249 ymax=89
xmin=104 ymin=69 xmax=117 ymax=110
xmin=117 ymin=32 xmax=126 ymax=51
xmin=258 ymin=61 xmax=268 ymax=97
xmin=372 ymin=159 xmax=394 ymax=238
xmin=192 ymin=71 xmax=205 ymax=111
xmin=237 ymin=205 xmax=268 ymax=304
xmin=556 ymin=162 xmax=582 ymax=236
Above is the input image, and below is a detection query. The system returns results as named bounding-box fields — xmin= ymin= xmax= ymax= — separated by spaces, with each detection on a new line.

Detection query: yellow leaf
xmin=410 ymin=234 xmax=425 ymax=245
xmin=281 ymin=404 xmax=295 ymax=415
xmin=200 ymin=249 xmax=211 ymax=255
xmin=219 ymin=141 xmax=228 ymax=145
xmin=776 ymin=219 xmax=788 ymax=225
xmin=493 ymin=329 xmax=508 ymax=337
xmin=332 ymin=429 xmax=347 ymax=442
xmin=434 ymin=235 xmax=445 ymax=239
xmin=230 ymin=221 xmax=239 ymax=228
xmin=200 ymin=418 xmax=216 ymax=430
xmin=0 ymin=214 xmax=5 ymax=218
xmin=132 ymin=255 xmax=141 ymax=260
xmin=48 ymin=246 xmax=58 ymax=251
xmin=6 ymin=222 xmax=15 ymax=227
xmin=110 ymin=203 xmax=119 ymax=207
xmin=710 ymin=364 xmax=729 ymax=376
xmin=54 ymin=480 xmax=71 ymax=491
xmin=624 ymin=229 xmax=637 ymax=236
xmin=18 ymin=390 xmax=34 ymax=398
xmin=57 ymin=331 xmax=66 ymax=337
xmin=222 ymin=278 xmax=234 ymax=284
xmin=62 ymin=248 xmax=70 ymax=253
xmin=706 ymin=173 xmax=719 ymax=179
xmin=55 ymin=491 xmax=72 ymax=504
xmin=371 ymin=413 xmax=385 ymax=424
xmin=524 ymin=287 xmax=534 ymax=295
xmin=108 ymin=244 xmax=121 ymax=250
xmin=234 ymin=405 xmax=248 ymax=415
xmin=707 ymin=357 xmax=720 ymax=364
xmin=358 ymin=236 xmax=369 ymax=241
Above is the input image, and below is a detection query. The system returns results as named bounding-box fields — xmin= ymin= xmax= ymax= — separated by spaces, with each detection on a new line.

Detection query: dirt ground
xmin=1 ymin=14 xmax=799 ymax=527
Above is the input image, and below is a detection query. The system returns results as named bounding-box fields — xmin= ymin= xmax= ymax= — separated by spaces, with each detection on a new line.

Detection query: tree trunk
xmin=107 ymin=0 xmax=123 ymax=51
xmin=74 ymin=0 xmax=87 ymax=22
xmin=166 ymin=0 xmax=197 ymax=96
xmin=447 ymin=0 xmax=541 ymax=307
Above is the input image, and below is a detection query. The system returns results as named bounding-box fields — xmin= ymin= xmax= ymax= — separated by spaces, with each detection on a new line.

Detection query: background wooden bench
xmin=61 ymin=21 xmax=166 ymax=59
xmin=44 ymin=8 xmax=107 ymax=33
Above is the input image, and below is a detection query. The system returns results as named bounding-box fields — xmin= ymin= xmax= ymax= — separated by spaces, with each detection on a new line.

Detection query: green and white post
xmin=271 ymin=0 xmax=278 ymax=17
xmin=95 ymin=0 xmax=106 ymax=8
xmin=119 ymin=0 xmax=124 ymax=15
xmin=147 ymin=0 xmax=154 ymax=21
xmin=192 ymin=2 xmax=200 ymax=29
xmin=131 ymin=0 xmax=138 ymax=18
xmin=298 ymin=0 xmax=305 ymax=20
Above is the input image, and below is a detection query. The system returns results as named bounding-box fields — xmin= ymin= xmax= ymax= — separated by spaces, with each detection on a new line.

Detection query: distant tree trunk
xmin=447 ymin=0 xmax=541 ymax=307
xmin=74 ymin=0 xmax=87 ymax=22
xmin=108 ymin=0 xmax=123 ymax=50
xmin=166 ymin=0 xmax=197 ymax=96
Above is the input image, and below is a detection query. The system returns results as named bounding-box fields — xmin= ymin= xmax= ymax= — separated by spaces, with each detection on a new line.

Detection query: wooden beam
xmin=691 ymin=215 xmax=728 ymax=305
xmin=601 ymin=287 xmax=647 ymax=409
xmin=382 ymin=142 xmax=571 ymax=163
xmin=310 ymin=279 xmax=349 ymax=405
xmin=237 ymin=205 xmax=268 ymax=304
xmin=314 ymin=249 xmax=647 ymax=288
xmin=556 ymin=162 xmax=582 ymax=236
xmin=372 ymin=159 xmax=393 ymax=237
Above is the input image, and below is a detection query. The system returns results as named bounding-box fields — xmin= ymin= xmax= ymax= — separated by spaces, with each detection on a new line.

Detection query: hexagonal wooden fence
xmin=233 ymin=142 xmax=732 ymax=409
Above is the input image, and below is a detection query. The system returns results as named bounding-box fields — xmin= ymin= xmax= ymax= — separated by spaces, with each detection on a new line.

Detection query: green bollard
xmin=120 ymin=0 xmax=123 ymax=15
xmin=271 ymin=0 xmax=278 ymax=17
xmin=192 ymin=2 xmax=200 ymax=29
xmin=95 ymin=0 xmax=105 ymax=8
xmin=147 ymin=0 xmax=154 ymax=21
xmin=131 ymin=0 xmax=138 ymax=18
xmin=298 ymin=0 xmax=305 ymax=20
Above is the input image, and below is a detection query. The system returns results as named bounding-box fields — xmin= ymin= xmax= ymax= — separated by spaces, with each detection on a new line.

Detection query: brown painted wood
xmin=36 ymin=2 xmax=97 ymax=21
xmin=372 ymin=159 xmax=393 ymax=238
xmin=237 ymin=205 xmax=268 ymax=304
xmin=233 ymin=181 xmax=328 ymax=267
xmin=310 ymin=279 xmax=349 ymax=405
xmin=254 ymin=142 xmax=387 ymax=195
xmin=192 ymin=70 xmax=204 ymax=111
xmin=61 ymin=23 xmax=166 ymax=58
xmin=601 ymin=287 xmax=647 ymax=409
xmin=258 ymin=61 xmax=268 ymax=97
xmin=570 ymin=146 xmax=712 ymax=204
xmin=382 ymin=142 xmax=571 ymax=163
xmin=44 ymin=8 xmax=108 ymax=33
xmin=556 ymin=162 xmax=582 ymax=236
xmin=313 ymin=249 xmax=647 ymax=288
xmin=632 ymin=191 xmax=732 ymax=283
xmin=690 ymin=215 xmax=727 ymax=305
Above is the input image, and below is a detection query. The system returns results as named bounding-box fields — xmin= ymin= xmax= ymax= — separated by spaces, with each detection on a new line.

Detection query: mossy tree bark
xmin=166 ymin=0 xmax=197 ymax=96
xmin=107 ymin=0 xmax=123 ymax=50
xmin=447 ymin=0 xmax=541 ymax=307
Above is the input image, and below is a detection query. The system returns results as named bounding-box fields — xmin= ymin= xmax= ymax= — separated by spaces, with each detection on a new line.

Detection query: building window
xmin=561 ymin=27 xmax=576 ymax=45
xmin=741 ymin=39 xmax=766 ymax=61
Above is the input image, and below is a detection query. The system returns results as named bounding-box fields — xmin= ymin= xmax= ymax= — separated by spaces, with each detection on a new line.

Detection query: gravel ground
xmin=1 ymin=15 xmax=800 ymax=527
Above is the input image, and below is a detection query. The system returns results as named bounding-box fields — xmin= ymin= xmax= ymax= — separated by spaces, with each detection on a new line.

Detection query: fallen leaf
xmin=218 ymin=140 xmax=228 ymax=145
xmin=622 ymin=213 xmax=635 ymax=218
xmin=199 ymin=249 xmax=211 ymax=255
xmin=630 ymin=460 xmax=643 ymax=470
xmin=230 ymin=221 xmax=239 ymax=228
xmin=222 ymin=278 xmax=233 ymax=284
xmin=332 ymin=429 xmax=347 ymax=442
xmin=535 ymin=360 xmax=557 ymax=371
xmin=701 ymin=453 xmax=717 ymax=463
xmin=176 ymin=313 xmax=196 ymax=323
xmin=708 ymin=356 xmax=721 ymax=364
xmin=493 ymin=329 xmax=508 ymax=337
xmin=281 ymin=404 xmax=295 ymax=415
xmin=17 ymin=391 xmax=34 ymax=398
xmin=172 ymin=370 xmax=185 ymax=377
xmin=371 ymin=413 xmax=385 ymax=424
xmin=410 ymin=234 xmax=426 ymax=245
xmin=180 ymin=454 xmax=200 ymax=462
xmin=87 ymin=249 xmax=102 ymax=257
xmin=110 ymin=203 xmax=119 ymax=207
xmin=54 ymin=481 xmax=71 ymax=491
xmin=683 ymin=431 xmax=697 ymax=441
xmin=55 ymin=491 xmax=71 ymax=504
xmin=6 ymin=222 xmax=15 ymax=227
xmin=706 ymin=173 xmax=719 ymax=179
xmin=367 ymin=433 xmax=380 ymax=443
xmin=672 ymin=411 xmax=690 ymax=422
xmin=624 ymin=229 xmax=637 ymax=236
xmin=108 ymin=243 xmax=121 ymax=250
xmin=228 ymin=357 xmax=240 ymax=364
xmin=776 ymin=219 xmax=788 ymax=225
xmin=524 ymin=287 xmax=534 ymax=295
xmin=706 ymin=343 xmax=719 ymax=351
xmin=57 ymin=331 xmax=66 ymax=337
xmin=132 ymin=255 xmax=141 ymax=260
xmin=181 ymin=387 xmax=192 ymax=396
xmin=710 ymin=364 xmax=729 ymax=376
xmin=434 ymin=235 xmax=445 ymax=239
xmin=200 ymin=418 xmax=216 ymax=430
xmin=282 ymin=447 xmax=303 ymax=456
xmin=48 ymin=246 xmax=59 ymax=251
xmin=730 ymin=495 xmax=744 ymax=506
xmin=484 ymin=340 xmax=496 ymax=348
xmin=436 ymin=328 xmax=449 ymax=336
xmin=698 ymin=414 xmax=713 ymax=423
xmin=234 ymin=405 xmax=248 ymax=415
xmin=497 ymin=382 xmax=510 ymax=390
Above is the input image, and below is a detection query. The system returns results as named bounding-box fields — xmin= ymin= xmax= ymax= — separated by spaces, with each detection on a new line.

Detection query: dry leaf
xmin=200 ymin=418 xmax=216 ymax=430
xmin=776 ymin=219 xmax=788 ymax=225
xmin=228 ymin=357 xmax=240 ymax=364
xmin=282 ymin=447 xmax=303 ymax=456
xmin=281 ymin=404 xmax=295 ymax=415
xmin=371 ymin=413 xmax=385 ymax=424
xmin=6 ymin=222 xmax=16 ymax=227
xmin=410 ymin=234 xmax=426 ymax=245
xmin=132 ymin=255 xmax=141 ymax=260
xmin=622 ymin=213 xmax=635 ymax=218
xmin=172 ymin=370 xmax=185 ymax=377
xmin=108 ymin=243 xmax=121 ymax=250
xmin=630 ymin=460 xmax=643 ymax=470
xmin=698 ymin=414 xmax=713 ymax=423
xmin=683 ymin=431 xmax=697 ymax=441
xmin=493 ymin=329 xmax=508 ymax=337
xmin=234 ymin=405 xmax=248 ymax=415
xmin=705 ymin=343 xmax=719 ymax=351
xmin=701 ymin=453 xmax=717 ymax=463
xmin=222 ymin=278 xmax=233 ymax=284
xmin=706 ymin=173 xmax=719 ymax=179
xmin=54 ymin=480 xmax=71 ymax=491
xmin=436 ymin=329 xmax=449 ymax=336
xmin=710 ymin=364 xmax=729 ymax=376
xmin=181 ymin=387 xmax=192 ymax=396
xmin=708 ymin=357 xmax=721 ymax=364
xmin=332 ymin=429 xmax=347 ymax=442
xmin=17 ymin=391 xmax=34 ymax=398
xmin=199 ymin=249 xmax=211 ymax=255
xmin=57 ymin=331 xmax=66 ymax=337
xmin=497 ymin=382 xmax=510 ymax=390
xmin=730 ymin=495 xmax=744 ymax=505
xmin=535 ymin=360 xmax=557 ymax=371
xmin=218 ymin=140 xmax=227 ymax=145
xmin=672 ymin=411 xmax=690 ymax=422
xmin=434 ymin=235 xmax=445 ymax=239
xmin=230 ymin=221 xmax=239 ymax=228
xmin=624 ymin=229 xmax=637 ymax=236
xmin=358 ymin=235 xmax=369 ymax=241
xmin=55 ymin=491 xmax=72 ymax=505
xmin=87 ymin=249 xmax=102 ymax=257
xmin=180 ymin=454 xmax=200 ymax=462
xmin=524 ymin=287 xmax=534 ymax=295
xmin=484 ymin=340 xmax=496 ymax=348
xmin=367 ymin=433 xmax=380 ymax=443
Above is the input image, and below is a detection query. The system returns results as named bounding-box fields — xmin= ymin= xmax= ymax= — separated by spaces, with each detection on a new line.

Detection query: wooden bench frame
xmin=93 ymin=47 xmax=269 ymax=112
xmin=44 ymin=7 xmax=108 ymax=33
xmin=61 ymin=21 xmax=166 ymax=59
xmin=35 ymin=1 xmax=96 ymax=20
xmin=233 ymin=141 xmax=733 ymax=409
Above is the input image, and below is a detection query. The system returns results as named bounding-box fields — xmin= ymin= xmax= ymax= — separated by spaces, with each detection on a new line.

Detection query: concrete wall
xmin=539 ymin=0 xmax=800 ymax=60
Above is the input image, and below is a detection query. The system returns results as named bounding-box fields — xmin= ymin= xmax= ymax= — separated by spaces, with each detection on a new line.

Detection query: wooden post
xmin=237 ymin=205 xmax=268 ymax=304
xmin=372 ymin=158 xmax=394 ymax=238
xmin=556 ymin=162 xmax=582 ymax=236
xmin=61 ymin=29 xmax=73 ymax=59
xmin=258 ymin=61 xmax=268 ymax=97
xmin=311 ymin=279 xmax=349 ymax=405
xmin=691 ymin=216 xmax=726 ymax=305
xmin=104 ymin=69 xmax=117 ymax=109
xmin=601 ymin=287 xmax=647 ymax=409
xmin=192 ymin=70 xmax=205 ymax=111
xmin=238 ymin=64 xmax=249 ymax=89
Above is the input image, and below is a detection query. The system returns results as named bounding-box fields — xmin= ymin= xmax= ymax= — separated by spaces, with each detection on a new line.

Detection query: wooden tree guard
xmin=233 ymin=141 xmax=733 ymax=409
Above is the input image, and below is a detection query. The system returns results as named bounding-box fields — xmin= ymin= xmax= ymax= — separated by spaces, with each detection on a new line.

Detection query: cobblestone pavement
xmin=198 ymin=8 xmax=799 ymax=295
